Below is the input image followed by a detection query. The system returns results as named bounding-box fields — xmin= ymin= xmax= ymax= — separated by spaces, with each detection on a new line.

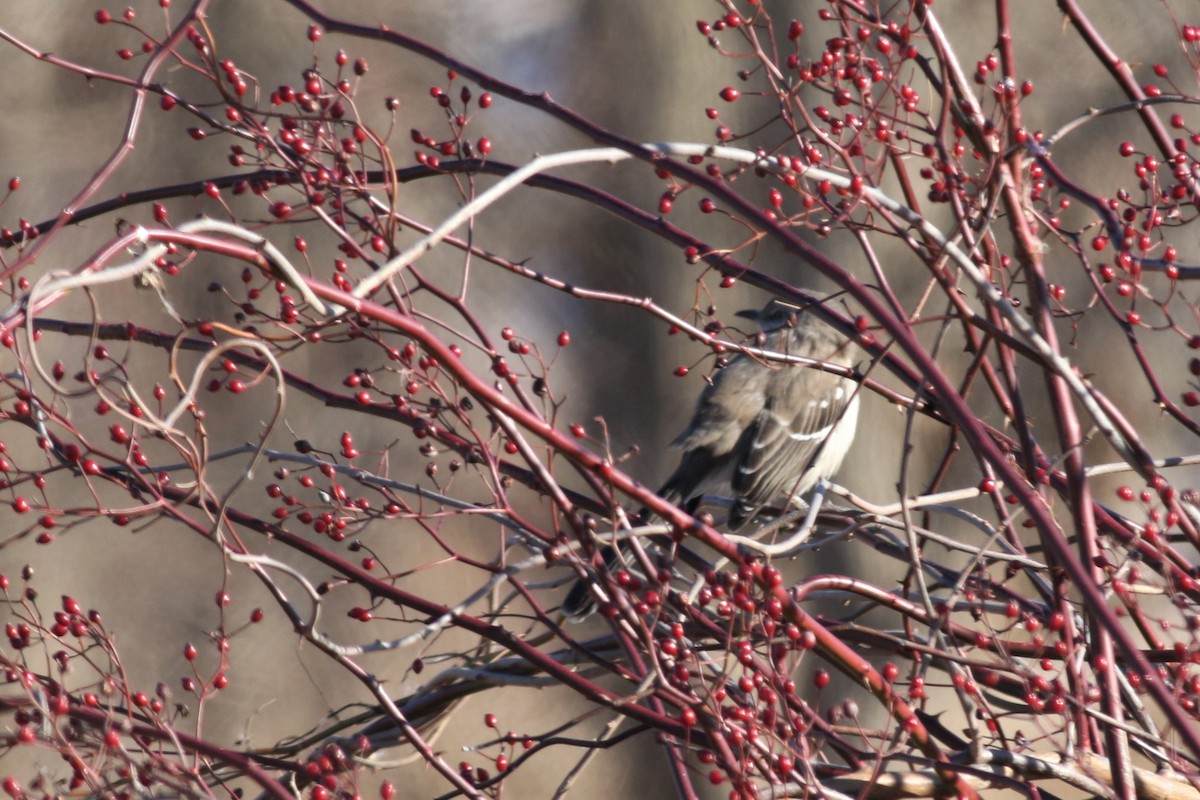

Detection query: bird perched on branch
xmin=658 ymin=297 xmax=859 ymax=529
xmin=562 ymin=297 xmax=860 ymax=620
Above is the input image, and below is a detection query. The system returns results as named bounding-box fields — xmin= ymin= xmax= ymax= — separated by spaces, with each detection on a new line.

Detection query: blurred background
xmin=1 ymin=1 xmax=1196 ymax=796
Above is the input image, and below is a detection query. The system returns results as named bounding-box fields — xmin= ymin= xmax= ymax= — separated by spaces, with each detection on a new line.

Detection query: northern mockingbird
xmin=562 ymin=298 xmax=860 ymax=620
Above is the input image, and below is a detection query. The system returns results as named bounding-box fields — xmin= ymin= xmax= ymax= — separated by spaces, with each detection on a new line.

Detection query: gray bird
xmin=659 ymin=297 xmax=859 ymax=529
xmin=562 ymin=298 xmax=859 ymax=620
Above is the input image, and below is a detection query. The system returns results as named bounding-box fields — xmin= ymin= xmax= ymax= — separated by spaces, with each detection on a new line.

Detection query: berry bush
xmin=1 ymin=2 xmax=1200 ymax=798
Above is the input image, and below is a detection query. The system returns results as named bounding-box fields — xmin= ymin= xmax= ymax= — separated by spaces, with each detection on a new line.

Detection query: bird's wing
xmin=671 ymin=356 xmax=770 ymax=453
xmin=729 ymin=364 xmax=850 ymax=523
xmin=658 ymin=356 xmax=771 ymax=507
xmin=657 ymin=447 xmax=726 ymax=509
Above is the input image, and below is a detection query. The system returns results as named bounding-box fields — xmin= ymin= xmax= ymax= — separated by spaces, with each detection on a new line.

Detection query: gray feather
xmin=659 ymin=300 xmax=857 ymax=530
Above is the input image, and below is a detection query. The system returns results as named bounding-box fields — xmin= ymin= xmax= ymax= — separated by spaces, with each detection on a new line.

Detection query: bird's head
xmin=735 ymin=298 xmax=805 ymax=333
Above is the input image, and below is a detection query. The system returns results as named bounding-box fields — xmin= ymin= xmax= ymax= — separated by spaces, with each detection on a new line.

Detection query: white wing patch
xmin=747 ymin=417 xmax=833 ymax=459
xmin=788 ymin=424 xmax=833 ymax=443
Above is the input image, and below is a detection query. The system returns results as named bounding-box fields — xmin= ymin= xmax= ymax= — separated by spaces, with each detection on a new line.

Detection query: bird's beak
xmin=734 ymin=308 xmax=759 ymax=321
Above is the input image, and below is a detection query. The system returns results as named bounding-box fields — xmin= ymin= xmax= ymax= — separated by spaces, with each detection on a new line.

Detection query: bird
xmin=658 ymin=297 xmax=860 ymax=529
xmin=561 ymin=297 xmax=860 ymax=620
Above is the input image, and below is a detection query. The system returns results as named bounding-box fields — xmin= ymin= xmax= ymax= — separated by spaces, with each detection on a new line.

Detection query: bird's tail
xmin=561 ymin=545 xmax=621 ymax=622
xmin=561 ymin=456 xmax=706 ymax=621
